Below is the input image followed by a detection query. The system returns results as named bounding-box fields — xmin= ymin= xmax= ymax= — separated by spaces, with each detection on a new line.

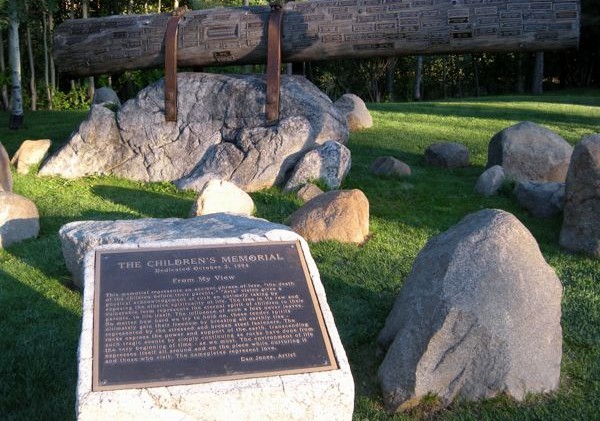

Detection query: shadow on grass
xmin=369 ymin=102 xmax=600 ymax=133
xmin=0 ymin=269 xmax=79 ymax=421
xmin=92 ymin=185 xmax=193 ymax=218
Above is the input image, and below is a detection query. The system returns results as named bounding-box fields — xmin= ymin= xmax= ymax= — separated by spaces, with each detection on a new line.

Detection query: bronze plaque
xmin=92 ymin=241 xmax=337 ymax=391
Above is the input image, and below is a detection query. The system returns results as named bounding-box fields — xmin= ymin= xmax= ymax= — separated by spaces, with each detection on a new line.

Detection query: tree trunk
xmin=0 ymin=30 xmax=10 ymax=111
xmin=516 ymin=52 xmax=525 ymax=93
xmin=43 ymin=11 xmax=52 ymax=109
xmin=52 ymin=0 xmax=580 ymax=77
xmin=532 ymin=51 xmax=544 ymax=94
xmin=49 ymin=13 xmax=56 ymax=90
xmin=8 ymin=2 xmax=23 ymax=129
xmin=472 ymin=54 xmax=480 ymax=97
xmin=82 ymin=0 xmax=95 ymax=101
xmin=26 ymin=20 xmax=36 ymax=111
xmin=413 ymin=55 xmax=423 ymax=101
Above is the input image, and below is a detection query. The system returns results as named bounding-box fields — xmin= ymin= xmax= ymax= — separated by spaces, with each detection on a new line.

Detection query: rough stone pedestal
xmin=75 ymin=214 xmax=354 ymax=421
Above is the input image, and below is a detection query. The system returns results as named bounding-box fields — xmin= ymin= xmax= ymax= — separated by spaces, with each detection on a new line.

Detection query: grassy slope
xmin=0 ymin=92 xmax=599 ymax=420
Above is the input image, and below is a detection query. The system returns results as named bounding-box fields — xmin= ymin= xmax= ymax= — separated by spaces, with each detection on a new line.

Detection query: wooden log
xmin=54 ymin=0 xmax=579 ymax=77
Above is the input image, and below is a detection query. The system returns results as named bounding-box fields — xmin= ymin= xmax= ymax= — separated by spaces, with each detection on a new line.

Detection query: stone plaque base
xmin=75 ymin=216 xmax=354 ymax=421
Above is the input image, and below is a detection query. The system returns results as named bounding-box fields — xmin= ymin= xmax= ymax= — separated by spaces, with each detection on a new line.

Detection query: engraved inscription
xmin=93 ymin=242 xmax=337 ymax=390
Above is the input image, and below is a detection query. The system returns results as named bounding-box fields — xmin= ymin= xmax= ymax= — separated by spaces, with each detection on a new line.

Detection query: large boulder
xmin=287 ymin=189 xmax=369 ymax=244
xmin=10 ymin=139 xmax=52 ymax=174
xmin=513 ymin=181 xmax=564 ymax=218
xmin=40 ymin=73 xmax=348 ymax=192
xmin=486 ymin=121 xmax=573 ymax=182
xmin=189 ymin=179 xmax=254 ymax=217
xmin=333 ymin=94 xmax=373 ymax=131
xmin=92 ymin=86 xmax=121 ymax=107
xmin=0 ymin=142 xmax=12 ymax=192
xmin=283 ymin=140 xmax=351 ymax=192
xmin=0 ymin=192 xmax=40 ymax=248
xmin=560 ymin=134 xmax=600 ymax=257
xmin=424 ymin=142 xmax=469 ymax=168
xmin=378 ymin=209 xmax=562 ymax=412
xmin=474 ymin=165 xmax=505 ymax=197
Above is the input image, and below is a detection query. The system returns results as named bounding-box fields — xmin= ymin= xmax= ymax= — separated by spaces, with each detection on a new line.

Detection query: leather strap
xmin=164 ymin=7 xmax=187 ymax=122
xmin=266 ymin=3 xmax=283 ymax=125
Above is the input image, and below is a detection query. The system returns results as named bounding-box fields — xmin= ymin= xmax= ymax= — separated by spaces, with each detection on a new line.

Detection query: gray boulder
xmin=283 ymin=140 xmax=351 ymax=192
xmin=378 ymin=209 xmax=562 ymax=412
xmin=333 ymin=93 xmax=373 ymax=131
xmin=40 ymin=73 xmax=348 ymax=192
xmin=0 ymin=192 xmax=40 ymax=248
xmin=92 ymin=87 xmax=121 ymax=107
xmin=0 ymin=142 xmax=12 ymax=192
xmin=370 ymin=156 xmax=411 ymax=177
xmin=59 ymin=213 xmax=292 ymax=288
xmin=560 ymin=134 xmax=600 ymax=257
xmin=424 ymin=142 xmax=469 ymax=168
xmin=486 ymin=121 xmax=573 ymax=182
xmin=513 ymin=181 xmax=564 ymax=218
xmin=474 ymin=165 xmax=505 ymax=197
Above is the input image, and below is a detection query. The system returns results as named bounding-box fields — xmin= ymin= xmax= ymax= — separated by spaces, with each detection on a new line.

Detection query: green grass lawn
xmin=1 ymin=91 xmax=599 ymax=420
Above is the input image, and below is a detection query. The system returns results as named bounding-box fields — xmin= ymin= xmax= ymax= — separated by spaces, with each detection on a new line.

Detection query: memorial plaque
xmin=93 ymin=241 xmax=337 ymax=391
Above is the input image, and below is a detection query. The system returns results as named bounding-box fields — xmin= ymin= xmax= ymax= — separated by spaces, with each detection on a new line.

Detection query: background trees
xmin=0 ymin=0 xmax=598 ymax=118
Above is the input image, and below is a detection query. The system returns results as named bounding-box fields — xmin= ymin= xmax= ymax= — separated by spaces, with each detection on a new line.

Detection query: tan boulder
xmin=0 ymin=142 xmax=12 ymax=192
xmin=189 ymin=179 xmax=254 ymax=217
xmin=287 ymin=189 xmax=369 ymax=243
xmin=0 ymin=192 xmax=40 ymax=248
xmin=334 ymin=94 xmax=373 ymax=132
xmin=11 ymin=139 xmax=52 ymax=174
xmin=297 ymin=183 xmax=324 ymax=202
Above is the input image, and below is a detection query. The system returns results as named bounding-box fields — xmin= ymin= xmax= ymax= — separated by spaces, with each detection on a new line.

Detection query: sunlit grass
xmin=1 ymin=91 xmax=599 ymax=420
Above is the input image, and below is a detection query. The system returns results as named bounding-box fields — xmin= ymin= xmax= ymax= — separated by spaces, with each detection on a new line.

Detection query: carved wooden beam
xmin=54 ymin=0 xmax=579 ymax=77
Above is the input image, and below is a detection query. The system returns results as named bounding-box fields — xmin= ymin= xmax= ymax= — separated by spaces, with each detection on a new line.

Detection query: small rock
xmin=560 ymin=134 xmax=600 ymax=257
xmin=513 ymin=181 xmax=564 ymax=218
xmin=475 ymin=165 xmax=505 ymax=197
xmin=424 ymin=142 xmax=469 ymax=168
xmin=10 ymin=139 xmax=52 ymax=174
xmin=0 ymin=142 xmax=12 ymax=192
xmin=92 ymin=87 xmax=121 ymax=107
xmin=284 ymin=140 xmax=351 ymax=192
xmin=287 ymin=189 xmax=369 ymax=243
xmin=297 ymin=183 xmax=324 ymax=202
xmin=378 ymin=209 xmax=562 ymax=412
xmin=334 ymin=93 xmax=373 ymax=131
xmin=189 ymin=179 xmax=254 ymax=217
xmin=486 ymin=121 xmax=573 ymax=182
xmin=370 ymin=156 xmax=411 ymax=177
xmin=0 ymin=192 xmax=40 ymax=248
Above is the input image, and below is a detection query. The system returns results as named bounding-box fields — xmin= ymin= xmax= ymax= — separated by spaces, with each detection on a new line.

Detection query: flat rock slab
xmin=0 ymin=192 xmax=40 ymax=248
xmin=40 ymin=73 xmax=348 ymax=193
xmin=72 ymin=213 xmax=354 ymax=421
xmin=378 ymin=209 xmax=562 ymax=412
xmin=486 ymin=121 xmax=573 ymax=182
xmin=424 ymin=142 xmax=469 ymax=168
xmin=560 ymin=134 xmax=600 ymax=257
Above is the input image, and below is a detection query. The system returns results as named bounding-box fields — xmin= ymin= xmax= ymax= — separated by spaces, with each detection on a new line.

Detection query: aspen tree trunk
xmin=25 ymin=0 xmax=37 ymax=111
xmin=82 ymin=0 xmax=95 ymax=101
xmin=43 ymin=11 xmax=52 ymax=109
xmin=0 ymin=30 xmax=10 ymax=111
xmin=413 ymin=55 xmax=423 ymax=101
xmin=8 ymin=1 xmax=23 ymax=129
